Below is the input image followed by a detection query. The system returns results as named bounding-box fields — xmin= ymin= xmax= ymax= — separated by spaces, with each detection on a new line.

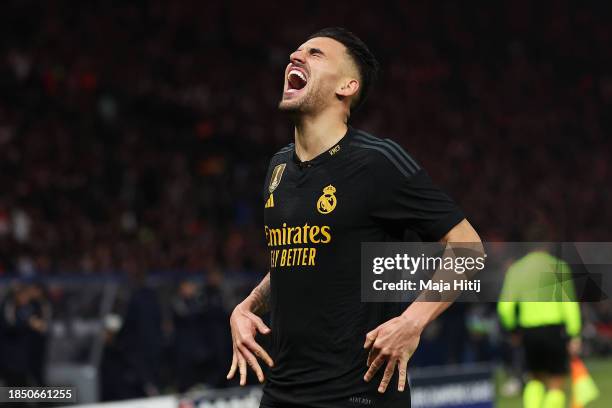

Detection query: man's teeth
xmin=289 ymin=70 xmax=307 ymax=82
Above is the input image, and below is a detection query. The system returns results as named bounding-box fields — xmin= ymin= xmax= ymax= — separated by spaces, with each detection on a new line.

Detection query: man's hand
xmin=227 ymin=304 xmax=274 ymax=385
xmin=568 ymin=337 xmax=582 ymax=357
xmin=510 ymin=332 xmax=522 ymax=347
xmin=363 ymin=315 xmax=422 ymax=393
xmin=29 ymin=316 xmax=47 ymax=333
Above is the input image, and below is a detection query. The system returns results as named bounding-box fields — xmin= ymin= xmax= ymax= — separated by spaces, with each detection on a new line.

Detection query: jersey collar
xmin=292 ymin=126 xmax=354 ymax=168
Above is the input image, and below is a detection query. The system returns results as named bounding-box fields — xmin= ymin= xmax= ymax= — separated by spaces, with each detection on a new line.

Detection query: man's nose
xmin=290 ymin=50 xmax=306 ymax=65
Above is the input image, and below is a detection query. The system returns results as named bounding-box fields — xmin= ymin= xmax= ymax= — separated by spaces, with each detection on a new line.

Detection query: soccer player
xmin=227 ymin=27 xmax=481 ymax=407
xmin=498 ymin=250 xmax=582 ymax=408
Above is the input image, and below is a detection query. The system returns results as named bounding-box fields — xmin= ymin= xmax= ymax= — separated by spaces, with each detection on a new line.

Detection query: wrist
xmin=399 ymin=310 xmax=427 ymax=334
xmin=238 ymin=294 xmax=261 ymax=315
xmin=232 ymin=300 xmax=249 ymax=315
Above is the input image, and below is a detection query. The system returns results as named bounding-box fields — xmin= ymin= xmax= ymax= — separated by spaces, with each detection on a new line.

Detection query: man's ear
xmin=336 ymin=78 xmax=360 ymax=99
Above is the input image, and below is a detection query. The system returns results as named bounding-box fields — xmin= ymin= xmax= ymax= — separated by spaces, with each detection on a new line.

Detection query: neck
xmin=293 ymin=109 xmax=348 ymax=162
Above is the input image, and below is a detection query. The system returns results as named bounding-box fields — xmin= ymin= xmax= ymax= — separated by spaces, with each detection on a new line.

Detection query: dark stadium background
xmin=0 ymin=0 xmax=611 ymax=406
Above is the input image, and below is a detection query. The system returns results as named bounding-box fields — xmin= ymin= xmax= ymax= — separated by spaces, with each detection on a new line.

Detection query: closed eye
xmin=309 ymin=48 xmax=324 ymax=57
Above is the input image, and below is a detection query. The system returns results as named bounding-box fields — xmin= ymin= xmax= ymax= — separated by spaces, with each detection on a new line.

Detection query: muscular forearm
xmin=402 ymin=219 xmax=482 ymax=332
xmin=241 ymin=272 xmax=271 ymax=315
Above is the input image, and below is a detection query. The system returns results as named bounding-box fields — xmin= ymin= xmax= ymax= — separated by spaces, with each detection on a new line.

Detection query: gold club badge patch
xmin=268 ymin=163 xmax=286 ymax=193
xmin=317 ymin=185 xmax=337 ymax=214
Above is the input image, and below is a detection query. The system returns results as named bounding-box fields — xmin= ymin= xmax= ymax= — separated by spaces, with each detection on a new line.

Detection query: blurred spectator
xmin=171 ymin=272 xmax=231 ymax=391
xmin=172 ymin=279 xmax=209 ymax=392
xmin=100 ymin=268 xmax=163 ymax=399
xmin=0 ymin=283 xmax=51 ymax=386
xmin=26 ymin=283 xmax=52 ymax=385
xmin=199 ymin=271 xmax=232 ymax=387
xmin=583 ymin=301 xmax=612 ymax=355
xmin=100 ymin=314 xmax=127 ymax=401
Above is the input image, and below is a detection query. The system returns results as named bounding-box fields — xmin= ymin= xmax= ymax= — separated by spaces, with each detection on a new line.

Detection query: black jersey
xmin=260 ymin=126 xmax=464 ymax=408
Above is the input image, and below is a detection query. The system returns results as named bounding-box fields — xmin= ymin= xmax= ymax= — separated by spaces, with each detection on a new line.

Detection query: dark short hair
xmin=308 ymin=27 xmax=379 ymax=111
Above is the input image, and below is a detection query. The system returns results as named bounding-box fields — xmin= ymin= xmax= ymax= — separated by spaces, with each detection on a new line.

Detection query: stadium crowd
xmin=1 ymin=0 xmax=611 ymax=276
xmin=0 ymin=0 xmax=611 ymax=399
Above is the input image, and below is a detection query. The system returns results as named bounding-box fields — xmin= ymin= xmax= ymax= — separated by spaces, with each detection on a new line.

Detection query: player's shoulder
xmin=268 ymin=142 xmax=294 ymax=165
xmin=349 ymin=128 xmax=421 ymax=178
xmin=273 ymin=142 xmax=294 ymax=157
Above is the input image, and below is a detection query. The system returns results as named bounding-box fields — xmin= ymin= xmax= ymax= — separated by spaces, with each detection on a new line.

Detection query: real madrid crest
xmin=317 ymin=185 xmax=337 ymax=214
xmin=268 ymin=163 xmax=286 ymax=193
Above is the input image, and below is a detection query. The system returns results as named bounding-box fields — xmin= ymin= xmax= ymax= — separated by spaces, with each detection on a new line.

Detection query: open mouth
xmin=286 ymin=68 xmax=308 ymax=93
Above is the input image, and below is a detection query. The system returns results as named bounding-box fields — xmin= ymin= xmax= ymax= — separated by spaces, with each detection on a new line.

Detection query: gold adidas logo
xmin=265 ymin=194 xmax=274 ymax=208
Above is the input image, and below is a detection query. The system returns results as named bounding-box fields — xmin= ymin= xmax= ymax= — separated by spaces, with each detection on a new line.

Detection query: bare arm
xmin=241 ymin=272 xmax=271 ymax=315
xmin=364 ymin=219 xmax=483 ymax=393
xmin=227 ymin=272 xmax=274 ymax=386
xmin=402 ymin=219 xmax=483 ymax=326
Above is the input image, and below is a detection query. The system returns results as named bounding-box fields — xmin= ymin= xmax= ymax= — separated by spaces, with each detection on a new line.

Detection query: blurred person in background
xmin=120 ymin=266 xmax=163 ymax=397
xmin=0 ymin=283 xmax=51 ymax=386
xmin=25 ymin=283 xmax=51 ymax=386
xmin=464 ymin=304 xmax=499 ymax=363
xmin=498 ymin=248 xmax=582 ymax=408
xmin=200 ymin=270 xmax=232 ymax=388
xmin=172 ymin=279 xmax=210 ymax=392
xmin=583 ymin=301 xmax=612 ymax=355
xmin=171 ymin=273 xmax=231 ymax=391
xmin=100 ymin=314 xmax=126 ymax=401
xmin=108 ymin=264 xmax=163 ymax=399
xmin=0 ymin=284 xmax=32 ymax=385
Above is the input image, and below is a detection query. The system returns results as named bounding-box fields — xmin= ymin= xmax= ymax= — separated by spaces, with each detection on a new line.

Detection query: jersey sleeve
xmin=497 ymin=301 xmax=518 ymax=331
xmin=368 ymin=151 xmax=465 ymax=241
xmin=262 ymin=160 xmax=274 ymax=201
xmin=558 ymin=260 xmax=582 ymax=337
xmin=263 ymin=144 xmax=293 ymax=201
xmin=562 ymin=301 xmax=582 ymax=338
xmin=497 ymin=264 xmax=519 ymax=330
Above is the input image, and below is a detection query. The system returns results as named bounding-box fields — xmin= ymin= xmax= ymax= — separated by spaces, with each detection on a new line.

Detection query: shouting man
xmin=228 ymin=27 xmax=481 ymax=408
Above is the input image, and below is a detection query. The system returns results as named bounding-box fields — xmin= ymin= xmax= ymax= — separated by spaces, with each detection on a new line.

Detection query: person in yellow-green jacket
xmin=498 ymin=250 xmax=582 ymax=408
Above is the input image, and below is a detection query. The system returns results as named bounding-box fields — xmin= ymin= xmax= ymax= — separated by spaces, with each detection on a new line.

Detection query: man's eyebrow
xmin=308 ymin=47 xmax=325 ymax=55
xmin=294 ymin=47 xmax=325 ymax=56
